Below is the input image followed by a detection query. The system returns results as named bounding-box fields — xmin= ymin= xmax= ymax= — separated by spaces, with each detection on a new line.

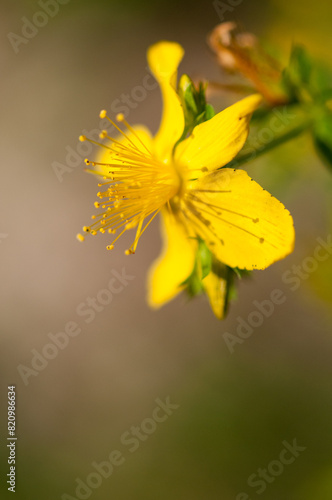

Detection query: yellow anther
xmin=76 ymin=233 xmax=85 ymax=242
xmin=79 ymin=106 xmax=176 ymax=254
xmin=79 ymin=135 xmax=86 ymax=142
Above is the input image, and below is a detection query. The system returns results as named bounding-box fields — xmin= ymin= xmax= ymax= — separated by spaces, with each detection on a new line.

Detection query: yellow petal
xmin=94 ymin=125 xmax=153 ymax=175
xmin=202 ymin=270 xmax=228 ymax=320
xmin=174 ymin=94 xmax=262 ymax=177
xmin=147 ymin=41 xmax=185 ymax=162
xmin=147 ymin=208 xmax=197 ymax=307
xmin=187 ymin=168 xmax=295 ymax=270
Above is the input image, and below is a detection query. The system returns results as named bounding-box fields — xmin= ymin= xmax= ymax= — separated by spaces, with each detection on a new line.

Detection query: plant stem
xmin=224 ymin=120 xmax=312 ymax=169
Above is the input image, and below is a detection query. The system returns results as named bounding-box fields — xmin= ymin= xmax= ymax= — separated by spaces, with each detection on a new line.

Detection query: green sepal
xmin=176 ymin=74 xmax=215 ymax=148
xmin=197 ymin=239 xmax=212 ymax=280
xmin=221 ymin=264 xmax=251 ymax=305
xmin=210 ymin=260 xmax=235 ymax=318
xmin=181 ymin=239 xmax=212 ymax=297
xmin=205 ymin=103 xmax=216 ymax=121
xmin=181 ymin=237 xmax=253 ymax=319
xmin=202 ymin=259 xmax=252 ymax=319
xmin=232 ymin=267 xmax=252 ymax=279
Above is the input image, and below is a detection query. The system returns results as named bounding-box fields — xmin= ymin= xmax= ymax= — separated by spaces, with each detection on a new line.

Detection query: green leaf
xmin=310 ymin=63 xmax=332 ymax=101
xmin=281 ymin=44 xmax=312 ymax=102
xmin=282 ymin=44 xmax=332 ymax=104
xmin=290 ymin=45 xmax=312 ymax=86
xmin=313 ymin=111 xmax=332 ymax=169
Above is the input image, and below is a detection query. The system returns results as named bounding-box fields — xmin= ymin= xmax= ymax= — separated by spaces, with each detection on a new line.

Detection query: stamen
xmin=79 ymin=135 xmax=112 ymax=151
xmin=116 ymin=113 xmax=152 ymax=156
xmin=99 ymin=130 xmax=141 ymax=155
xmin=184 ymin=196 xmax=268 ymax=245
xmin=79 ymin=111 xmax=180 ymax=252
xmin=99 ymin=110 xmax=142 ymax=153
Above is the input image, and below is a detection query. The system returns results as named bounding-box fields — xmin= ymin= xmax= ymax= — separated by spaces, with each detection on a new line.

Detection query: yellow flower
xmin=77 ymin=41 xmax=295 ymax=318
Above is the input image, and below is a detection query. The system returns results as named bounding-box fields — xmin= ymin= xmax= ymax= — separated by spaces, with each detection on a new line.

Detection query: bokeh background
xmin=1 ymin=0 xmax=332 ymax=498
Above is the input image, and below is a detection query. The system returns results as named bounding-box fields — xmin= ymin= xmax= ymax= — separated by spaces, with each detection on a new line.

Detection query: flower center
xmin=77 ymin=112 xmax=180 ymax=254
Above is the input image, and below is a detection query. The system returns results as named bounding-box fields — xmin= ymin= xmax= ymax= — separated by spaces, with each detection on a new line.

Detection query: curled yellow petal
xmin=147 ymin=41 xmax=185 ymax=162
xmin=186 ymin=168 xmax=295 ymax=270
xmin=147 ymin=208 xmax=197 ymax=307
xmin=175 ymin=94 xmax=262 ymax=177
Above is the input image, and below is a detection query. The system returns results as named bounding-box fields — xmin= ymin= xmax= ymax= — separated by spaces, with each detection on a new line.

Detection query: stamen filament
xmin=80 ymin=112 xmax=180 ymax=252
